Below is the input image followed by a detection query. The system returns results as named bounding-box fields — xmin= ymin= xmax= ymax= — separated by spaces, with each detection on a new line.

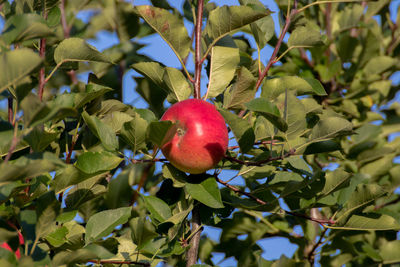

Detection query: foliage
xmin=0 ymin=0 xmax=400 ymax=266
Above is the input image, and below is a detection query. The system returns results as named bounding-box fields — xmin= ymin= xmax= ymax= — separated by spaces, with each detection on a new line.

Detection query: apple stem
xmin=186 ymin=203 xmax=202 ymax=267
xmin=193 ymin=0 xmax=204 ymax=99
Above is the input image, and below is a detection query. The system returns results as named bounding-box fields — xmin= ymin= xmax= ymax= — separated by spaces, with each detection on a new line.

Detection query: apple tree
xmin=1 ymin=0 xmax=400 ymax=266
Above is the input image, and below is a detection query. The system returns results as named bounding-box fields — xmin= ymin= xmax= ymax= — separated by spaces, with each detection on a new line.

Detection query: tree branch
xmin=224 ymin=149 xmax=296 ymax=166
xmin=254 ymin=9 xmax=293 ymax=90
xmin=216 ymin=176 xmax=335 ymax=226
xmin=186 ymin=204 xmax=202 ymax=267
xmin=59 ymin=0 xmax=78 ymax=84
xmin=307 ymin=227 xmax=328 ymax=264
xmin=7 ymin=97 xmax=13 ymax=125
xmin=374 ymin=195 xmax=400 ymax=210
xmin=4 ymin=122 xmax=19 ymax=163
xmin=38 ymin=10 xmax=48 ymax=101
xmin=87 ymin=260 xmax=150 ymax=266
xmin=193 ymin=0 xmax=204 ymax=99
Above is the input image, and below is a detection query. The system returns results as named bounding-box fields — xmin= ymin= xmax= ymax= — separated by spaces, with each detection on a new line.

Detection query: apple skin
xmin=161 ymin=99 xmax=229 ymax=174
xmin=0 ymin=232 xmax=24 ymax=259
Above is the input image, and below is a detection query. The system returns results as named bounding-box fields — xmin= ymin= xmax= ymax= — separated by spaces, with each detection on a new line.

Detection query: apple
xmin=0 ymin=232 xmax=24 ymax=259
xmin=161 ymin=99 xmax=229 ymax=174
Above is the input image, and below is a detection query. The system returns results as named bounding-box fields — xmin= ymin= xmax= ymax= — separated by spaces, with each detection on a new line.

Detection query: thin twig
xmin=193 ymin=0 xmax=204 ymax=99
xmin=87 ymin=260 xmax=150 ymax=266
xmin=59 ymin=0 xmax=78 ymax=84
xmin=38 ymin=9 xmax=48 ymax=101
xmin=374 ymin=195 xmax=400 ymax=210
xmin=216 ymin=176 xmax=335 ymax=226
xmin=38 ymin=38 xmax=47 ymax=101
xmin=4 ymin=122 xmax=19 ymax=163
xmin=307 ymin=227 xmax=328 ymax=264
xmin=224 ymin=149 xmax=296 ymax=167
xmin=254 ymin=9 xmax=293 ymax=91
xmin=7 ymin=97 xmax=13 ymax=125
xmin=130 ymin=158 xmax=168 ymax=164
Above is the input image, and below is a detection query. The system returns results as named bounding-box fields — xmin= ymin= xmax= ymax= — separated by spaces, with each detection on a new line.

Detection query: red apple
xmin=0 ymin=232 xmax=24 ymax=259
xmin=161 ymin=99 xmax=229 ymax=174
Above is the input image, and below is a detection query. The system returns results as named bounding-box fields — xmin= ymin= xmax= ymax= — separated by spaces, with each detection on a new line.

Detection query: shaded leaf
xmin=245 ymin=98 xmax=287 ymax=132
xmin=1 ymin=13 xmax=54 ymax=44
xmin=82 ymin=111 xmax=119 ymax=151
xmin=0 ymin=49 xmax=42 ymax=94
xmin=146 ymin=120 xmax=174 ymax=147
xmin=218 ymin=109 xmax=255 ymax=153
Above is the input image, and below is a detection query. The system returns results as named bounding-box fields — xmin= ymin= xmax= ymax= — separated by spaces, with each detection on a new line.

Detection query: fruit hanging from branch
xmin=161 ymin=99 xmax=229 ymax=174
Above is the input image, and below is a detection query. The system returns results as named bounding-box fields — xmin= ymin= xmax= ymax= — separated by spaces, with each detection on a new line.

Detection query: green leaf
xmin=223 ymin=67 xmax=257 ymax=109
xmin=36 ymin=192 xmax=60 ymax=239
xmin=240 ymin=0 xmax=275 ymax=48
xmin=162 ymin=163 xmax=187 ymax=188
xmin=309 ymin=116 xmax=353 ymax=144
xmin=279 ymin=92 xmax=307 ymax=140
xmin=185 ymin=177 xmax=224 ymax=209
xmin=75 ymin=151 xmax=123 ymax=174
xmin=205 ymin=5 xmax=271 ymax=45
xmin=51 ymin=165 xmax=99 ymax=194
xmin=54 ymin=38 xmax=111 ymax=64
xmin=245 ymin=98 xmax=287 ymax=132
xmin=132 ymin=61 xmax=165 ymax=89
xmin=251 ymin=14 xmax=274 ymax=49
xmin=261 ymin=76 xmax=326 ymax=100
xmin=381 ymin=240 xmax=400 ymax=264
xmin=318 ymin=169 xmax=351 ymax=198
xmin=146 ymin=120 xmax=174 ymax=147
xmin=363 ymin=56 xmax=396 ymax=76
xmin=336 ymin=184 xmax=387 ymax=223
xmin=82 ymin=111 xmax=119 ymax=151
xmin=45 ymin=226 xmax=68 ymax=247
xmin=218 ymin=109 xmax=255 ymax=153
xmin=85 ymin=207 xmax=132 ymax=244
xmin=135 ymin=5 xmax=191 ymax=61
xmin=207 ymin=46 xmax=240 ymax=98
xmin=0 ymin=153 xmax=59 ymax=182
xmin=74 ymin=83 xmax=113 ymax=109
xmin=130 ymin=217 xmax=158 ymax=249
xmin=120 ymin=112 xmax=148 ymax=152
xmin=329 ymin=213 xmax=400 ymax=231
xmin=0 ymin=49 xmax=42 ymax=94
xmin=105 ymin=168 xmax=135 ymax=209
xmin=143 ymin=195 xmax=172 ymax=223
xmin=163 ymin=67 xmax=192 ymax=102
xmin=287 ymin=21 xmax=324 ymax=47
xmin=24 ymin=126 xmax=60 ymax=152
xmin=20 ymin=93 xmax=77 ymax=127
xmin=1 ymin=13 xmax=55 ymax=44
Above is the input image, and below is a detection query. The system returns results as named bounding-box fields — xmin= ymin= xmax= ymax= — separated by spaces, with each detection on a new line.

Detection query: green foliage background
xmin=0 ymin=0 xmax=400 ymax=266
